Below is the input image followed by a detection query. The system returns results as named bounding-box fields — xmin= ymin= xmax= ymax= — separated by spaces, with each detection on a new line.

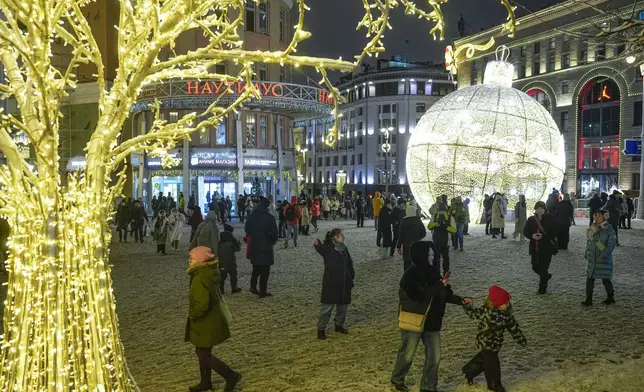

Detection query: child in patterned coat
xmin=462 ymin=285 xmax=527 ymax=392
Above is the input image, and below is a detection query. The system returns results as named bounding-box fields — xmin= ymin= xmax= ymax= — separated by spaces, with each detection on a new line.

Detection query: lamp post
xmin=637 ymin=64 xmax=644 ymax=220
xmin=381 ymin=126 xmax=393 ymax=194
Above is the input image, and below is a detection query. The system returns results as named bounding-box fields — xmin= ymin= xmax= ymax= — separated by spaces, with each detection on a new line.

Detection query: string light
xmin=0 ymin=1 xmax=516 ymax=390
xmin=407 ymin=46 xmax=565 ymax=222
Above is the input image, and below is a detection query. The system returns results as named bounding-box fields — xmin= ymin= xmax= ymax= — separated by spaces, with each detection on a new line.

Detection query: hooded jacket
xmin=450 ymin=197 xmax=468 ymax=224
xmin=218 ymin=231 xmax=241 ymax=270
xmin=245 ymin=200 xmax=278 ymax=266
xmin=190 ymin=211 xmax=220 ymax=254
xmin=373 ymin=192 xmax=384 ymax=217
xmin=396 ymin=214 xmax=427 ymax=263
xmin=185 ymin=261 xmax=231 ymax=347
xmin=399 ymin=241 xmax=463 ymax=332
xmin=392 ymin=202 xmax=406 ymax=229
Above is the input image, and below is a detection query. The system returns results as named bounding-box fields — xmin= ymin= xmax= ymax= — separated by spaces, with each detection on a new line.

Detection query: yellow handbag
xmin=398 ymin=299 xmax=433 ymax=332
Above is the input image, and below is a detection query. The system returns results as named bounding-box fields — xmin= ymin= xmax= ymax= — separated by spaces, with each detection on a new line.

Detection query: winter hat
xmin=488 ymin=285 xmax=511 ymax=308
xmin=534 ymin=201 xmax=547 ymax=210
xmin=189 ymin=246 xmax=215 ymax=263
xmin=223 ymin=224 xmax=234 ymax=233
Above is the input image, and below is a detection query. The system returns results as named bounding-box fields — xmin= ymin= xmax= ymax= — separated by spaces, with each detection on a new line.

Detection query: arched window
xmin=526 ymin=88 xmax=551 ymax=112
xmin=579 ymin=79 xmax=620 ymax=137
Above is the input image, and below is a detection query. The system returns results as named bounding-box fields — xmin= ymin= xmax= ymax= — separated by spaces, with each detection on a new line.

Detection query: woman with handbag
xmin=523 ymin=201 xmax=558 ymax=295
xmin=391 ymin=241 xmax=472 ymax=392
xmin=186 ymin=246 xmax=242 ymax=392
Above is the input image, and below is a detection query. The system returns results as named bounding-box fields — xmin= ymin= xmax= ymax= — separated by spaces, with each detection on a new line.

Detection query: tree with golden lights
xmin=0 ymin=0 xmax=515 ymax=389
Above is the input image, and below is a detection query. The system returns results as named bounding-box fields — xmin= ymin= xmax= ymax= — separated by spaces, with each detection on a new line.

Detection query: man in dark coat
xmin=116 ymin=199 xmax=131 ymax=242
xmin=355 ymin=193 xmax=366 ymax=227
xmin=390 ymin=198 xmax=407 ymax=257
xmin=588 ymin=193 xmax=603 ymax=226
xmin=377 ymin=199 xmax=393 ymax=251
xmin=524 ymin=201 xmax=558 ymax=294
xmin=391 ymin=241 xmax=471 ymax=392
xmin=396 ymin=205 xmax=427 ymax=271
xmin=131 ymin=200 xmax=148 ymax=243
xmin=245 ymin=197 xmax=278 ymax=298
xmin=626 ymin=196 xmax=634 ymax=229
xmin=605 ymin=193 xmax=621 ymax=246
xmin=554 ymin=194 xmax=574 ymax=250
xmin=237 ymin=195 xmax=246 ymax=223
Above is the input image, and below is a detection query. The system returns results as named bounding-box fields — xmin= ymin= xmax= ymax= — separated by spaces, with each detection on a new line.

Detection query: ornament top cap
xmin=483 ymin=45 xmax=514 ymax=88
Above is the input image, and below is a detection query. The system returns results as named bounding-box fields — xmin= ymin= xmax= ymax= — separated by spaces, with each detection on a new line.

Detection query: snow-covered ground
xmin=2 ymin=218 xmax=644 ymax=391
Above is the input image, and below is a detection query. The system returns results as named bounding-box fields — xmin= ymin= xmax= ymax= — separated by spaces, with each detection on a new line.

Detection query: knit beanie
xmin=190 ymin=246 xmax=215 ymax=263
xmin=534 ymin=201 xmax=547 ymax=210
xmin=488 ymin=285 xmax=511 ymax=308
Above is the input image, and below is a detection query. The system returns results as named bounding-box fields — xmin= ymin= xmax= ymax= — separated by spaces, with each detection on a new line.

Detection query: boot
xmin=189 ymin=369 xmax=213 ymax=392
xmin=581 ymin=299 xmax=593 ymax=306
xmin=317 ymin=329 xmax=327 ymax=340
xmin=210 ymin=357 xmax=240 ymax=392
xmin=224 ymin=372 xmax=242 ymax=392
xmin=602 ymin=296 xmax=616 ymax=305
xmin=335 ymin=325 xmax=349 ymax=334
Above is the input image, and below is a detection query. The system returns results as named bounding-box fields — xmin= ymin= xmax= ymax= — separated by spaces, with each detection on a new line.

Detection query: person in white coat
xmin=167 ymin=208 xmax=184 ymax=250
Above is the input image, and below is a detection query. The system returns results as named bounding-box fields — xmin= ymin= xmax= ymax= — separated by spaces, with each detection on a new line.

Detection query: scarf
xmin=333 ymin=241 xmax=347 ymax=254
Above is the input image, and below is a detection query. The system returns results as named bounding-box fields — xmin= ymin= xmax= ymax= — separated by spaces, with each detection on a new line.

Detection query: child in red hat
xmin=461 ymin=285 xmax=527 ymax=392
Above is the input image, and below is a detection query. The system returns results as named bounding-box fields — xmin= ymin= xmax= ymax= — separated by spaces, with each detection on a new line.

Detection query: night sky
xmin=294 ymin=0 xmax=564 ymax=82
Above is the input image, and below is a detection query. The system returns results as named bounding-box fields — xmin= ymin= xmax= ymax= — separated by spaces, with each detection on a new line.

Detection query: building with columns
xmin=453 ymin=0 xmax=643 ymax=198
xmin=296 ymin=58 xmax=456 ymax=197
xmin=126 ymin=0 xmax=334 ymax=212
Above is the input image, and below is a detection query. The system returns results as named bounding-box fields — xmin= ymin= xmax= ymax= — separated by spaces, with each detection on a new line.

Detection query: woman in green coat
xmin=582 ymin=210 xmax=616 ymax=306
xmin=186 ymin=246 xmax=242 ymax=392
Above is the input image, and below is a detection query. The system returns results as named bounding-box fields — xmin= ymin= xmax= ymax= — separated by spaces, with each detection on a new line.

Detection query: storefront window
xmin=578 ymin=139 xmax=620 ymax=170
xmin=245 ymin=114 xmax=256 ymax=147
xmin=259 ymin=115 xmax=268 ymax=147
xmin=579 ymin=173 xmax=619 ymax=198
xmin=216 ymin=123 xmax=226 ymax=145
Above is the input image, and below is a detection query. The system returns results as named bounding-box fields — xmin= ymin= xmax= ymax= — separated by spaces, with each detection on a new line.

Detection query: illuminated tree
xmin=0 ymin=0 xmax=515 ymax=390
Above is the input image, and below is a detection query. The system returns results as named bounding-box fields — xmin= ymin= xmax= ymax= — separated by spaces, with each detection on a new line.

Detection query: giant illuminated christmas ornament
xmin=407 ymin=47 xmax=565 ymax=222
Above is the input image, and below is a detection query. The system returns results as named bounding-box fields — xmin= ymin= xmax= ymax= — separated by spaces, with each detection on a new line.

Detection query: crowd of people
xmin=105 ymin=185 xmax=631 ymax=392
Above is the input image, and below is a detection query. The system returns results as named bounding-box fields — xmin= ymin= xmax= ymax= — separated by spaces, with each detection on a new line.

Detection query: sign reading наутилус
xmin=624 ymin=139 xmax=642 ymax=156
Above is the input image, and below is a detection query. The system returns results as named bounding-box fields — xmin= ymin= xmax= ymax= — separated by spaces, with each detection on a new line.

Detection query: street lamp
xmin=380 ymin=126 xmax=394 ymax=193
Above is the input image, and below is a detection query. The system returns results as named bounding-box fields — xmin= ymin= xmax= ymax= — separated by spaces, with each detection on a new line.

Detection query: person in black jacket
xmin=313 ymin=229 xmax=355 ymax=340
xmin=588 ymin=193 xmax=603 ymax=226
xmin=116 ymin=199 xmax=131 ymax=242
xmin=355 ymin=193 xmax=366 ymax=228
xmin=554 ymin=193 xmax=574 ymax=250
xmin=523 ymin=201 xmax=558 ymax=294
xmin=391 ymin=241 xmax=471 ymax=392
xmin=390 ymin=198 xmax=407 ymax=257
xmin=131 ymin=200 xmax=148 ymax=243
xmin=396 ymin=207 xmax=427 ymax=271
xmin=237 ymin=195 xmax=247 ymax=223
xmin=219 ymin=224 xmax=242 ymax=294
xmin=245 ymin=197 xmax=279 ymax=298
xmin=626 ymin=196 xmax=634 ymax=229
xmin=277 ymin=200 xmax=287 ymax=238
xmin=605 ymin=193 xmax=621 ymax=246
xmin=377 ymin=199 xmax=393 ymax=258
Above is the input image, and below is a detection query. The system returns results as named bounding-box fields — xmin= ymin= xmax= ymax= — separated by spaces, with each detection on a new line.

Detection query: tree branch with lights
xmin=0 ymin=0 xmax=515 ymax=390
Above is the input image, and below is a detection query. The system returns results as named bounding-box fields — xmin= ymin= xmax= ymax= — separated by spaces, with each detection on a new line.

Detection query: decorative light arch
xmin=571 ymin=68 xmax=628 ymax=193
xmin=521 ymin=81 xmax=557 ymax=114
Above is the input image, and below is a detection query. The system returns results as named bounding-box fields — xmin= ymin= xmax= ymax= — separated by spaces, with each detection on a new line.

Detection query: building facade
xmin=296 ymin=58 xmax=456 ymax=196
xmin=453 ymin=0 xmax=643 ymax=198
xmin=126 ymin=0 xmax=336 ymax=213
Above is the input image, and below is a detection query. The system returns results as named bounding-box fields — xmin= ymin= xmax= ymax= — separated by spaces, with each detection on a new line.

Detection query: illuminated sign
xmin=244 ymin=157 xmax=277 ymax=168
xmin=624 ymin=139 xmax=642 ymax=156
xmin=190 ymin=151 xmax=236 ymax=167
xmin=186 ymin=81 xmax=284 ymax=97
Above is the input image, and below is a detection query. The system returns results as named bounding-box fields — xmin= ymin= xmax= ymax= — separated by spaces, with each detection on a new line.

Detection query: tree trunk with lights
xmin=0 ymin=0 xmax=514 ymax=390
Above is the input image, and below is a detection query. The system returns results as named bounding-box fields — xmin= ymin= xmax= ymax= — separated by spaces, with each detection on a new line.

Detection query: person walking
xmin=463 ymin=198 xmax=471 ymax=235
xmin=237 ymin=195 xmax=246 ymax=223
xmin=588 ymin=193 xmax=602 ymax=226
xmin=523 ymin=201 xmax=557 ymax=294
xmin=462 ymin=285 xmax=527 ymax=392
xmin=428 ymin=202 xmax=455 ymax=275
xmin=154 ymin=210 xmax=169 ymax=255
xmin=301 ymin=201 xmax=311 ymax=236
xmin=582 ymin=210 xmax=616 ymax=306
xmin=512 ymin=195 xmax=527 ymax=242
xmin=330 ymin=197 xmax=339 ymax=220
xmin=322 ymin=196 xmax=330 ymax=220
xmin=450 ymin=197 xmax=468 ymax=251
xmin=168 ymin=208 xmax=184 ymax=251
xmin=626 ymin=196 xmax=634 ymax=229
xmin=373 ymin=191 xmax=384 ymax=231
xmin=605 ymin=193 xmax=621 ymax=247
xmin=277 ymin=199 xmax=287 ymax=238
xmin=179 ymin=193 xmax=186 ymax=216
xmin=390 ymin=198 xmax=407 ymax=257
xmin=377 ymin=199 xmax=393 ymax=258
xmin=185 ymin=246 xmax=242 ymax=392
xmin=190 ymin=210 xmax=220 ymax=256
xmin=189 ymin=206 xmax=204 ymax=242
xmin=313 ymin=229 xmax=355 ymax=339
xmin=483 ymin=194 xmax=493 ymax=235
xmin=311 ymin=198 xmax=321 ymax=233
xmin=131 ymin=200 xmax=148 ymax=243
xmin=555 ymin=194 xmax=574 ymax=250
xmin=283 ymin=196 xmax=302 ymax=248
xmin=245 ymin=197 xmax=279 ymax=298
xmin=355 ymin=193 xmax=366 ymax=228
xmin=116 ymin=199 xmax=131 ymax=243
xmin=391 ymin=241 xmax=472 ymax=392
xmin=491 ymin=195 xmax=506 ymax=239
xmin=219 ymin=224 xmax=242 ymax=294
xmin=397 ymin=203 xmax=428 ymax=271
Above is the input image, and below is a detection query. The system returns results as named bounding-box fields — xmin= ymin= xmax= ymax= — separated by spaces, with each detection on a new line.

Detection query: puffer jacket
xmin=373 ymin=192 xmax=384 ymax=217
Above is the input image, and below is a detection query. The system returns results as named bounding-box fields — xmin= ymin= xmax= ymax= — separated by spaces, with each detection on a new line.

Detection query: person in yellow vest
xmin=373 ymin=191 xmax=384 ymax=232
xmin=427 ymin=203 xmax=457 ymax=274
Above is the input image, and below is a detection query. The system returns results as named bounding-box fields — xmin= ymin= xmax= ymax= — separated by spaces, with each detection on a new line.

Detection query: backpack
xmin=285 ymin=205 xmax=296 ymax=221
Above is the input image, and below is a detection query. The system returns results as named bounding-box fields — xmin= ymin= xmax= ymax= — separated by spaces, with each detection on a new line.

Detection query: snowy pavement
xmin=2 ymin=218 xmax=644 ymax=391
